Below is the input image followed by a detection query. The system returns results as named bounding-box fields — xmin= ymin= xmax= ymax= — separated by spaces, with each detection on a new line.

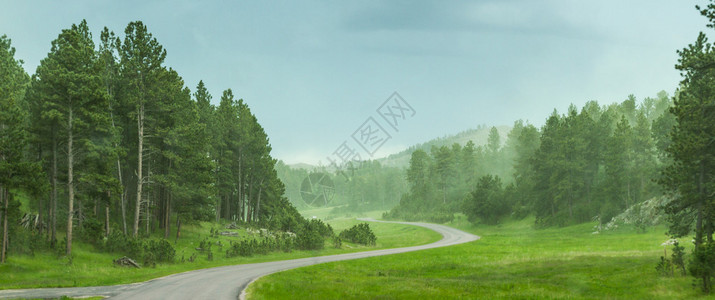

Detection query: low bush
xmin=226 ymin=236 xmax=292 ymax=258
xmin=104 ymin=231 xmax=143 ymax=259
xmin=339 ymin=223 xmax=376 ymax=246
xmin=78 ymin=217 xmax=104 ymax=246
xmin=143 ymin=239 xmax=175 ymax=263
xmin=296 ymin=219 xmax=334 ymax=250
xmin=103 ymin=232 xmax=175 ymax=266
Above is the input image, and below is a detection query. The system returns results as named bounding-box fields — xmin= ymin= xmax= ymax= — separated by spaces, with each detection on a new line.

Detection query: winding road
xmin=0 ymin=219 xmax=479 ymax=300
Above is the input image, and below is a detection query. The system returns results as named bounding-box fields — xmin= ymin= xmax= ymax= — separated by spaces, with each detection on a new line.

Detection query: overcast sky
xmin=0 ymin=1 xmax=708 ymax=165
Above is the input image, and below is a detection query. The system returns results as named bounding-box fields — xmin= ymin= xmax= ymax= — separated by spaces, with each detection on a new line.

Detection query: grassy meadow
xmin=0 ymin=213 xmax=440 ymax=289
xmin=247 ymin=215 xmax=711 ymax=299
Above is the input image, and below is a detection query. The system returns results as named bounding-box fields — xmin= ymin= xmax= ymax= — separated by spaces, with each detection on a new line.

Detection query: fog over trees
xmin=2 ymin=1 xmax=715 ymax=295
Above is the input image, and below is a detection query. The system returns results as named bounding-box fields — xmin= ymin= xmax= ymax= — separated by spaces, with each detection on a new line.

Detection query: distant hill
xmin=287 ymin=125 xmax=512 ymax=170
xmin=286 ymin=162 xmax=318 ymax=171
xmin=376 ymin=125 xmax=511 ymax=168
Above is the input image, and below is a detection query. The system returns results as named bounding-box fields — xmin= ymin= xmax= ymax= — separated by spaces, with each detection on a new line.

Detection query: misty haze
xmin=1 ymin=1 xmax=715 ymax=299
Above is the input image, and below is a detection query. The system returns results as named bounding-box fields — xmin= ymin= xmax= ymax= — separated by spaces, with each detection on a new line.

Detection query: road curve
xmin=0 ymin=219 xmax=479 ymax=300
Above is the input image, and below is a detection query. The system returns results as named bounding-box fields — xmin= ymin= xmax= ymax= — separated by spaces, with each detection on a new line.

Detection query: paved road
xmin=0 ymin=219 xmax=479 ymax=300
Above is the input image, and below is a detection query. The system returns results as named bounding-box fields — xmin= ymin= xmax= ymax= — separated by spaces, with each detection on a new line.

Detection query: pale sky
xmin=0 ymin=1 xmax=708 ymax=165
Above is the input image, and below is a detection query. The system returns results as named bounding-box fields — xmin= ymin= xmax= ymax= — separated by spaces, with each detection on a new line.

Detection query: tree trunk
xmin=110 ymin=99 xmax=127 ymax=235
xmin=134 ymin=102 xmax=144 ymax=238
xmin=246 ymin=181 xmax=252 ymax=223
xmin=175 ymin=217 xmax=181 ymax=244
xmin=237 ymin=155 xmax=242 ymax=221
xmin=120 ymin=186 xmax=127 ymax=235
xmin=38 ymin=189 xmax=43 ymax=236
xmin=78 ymin=199 xmax=83 ymax=229
xmin=36 ymin=145 xmax=43 ymax=236
xmin=215 ymin=195 xmax=221 ymax=223
xmin=67 ymin=106 xmax=74 ymax=257
xmin=215 ymin=155 xmax=221 ymax=223
xmin=50 ymin=134 xmax=57 ymax=246
xmin=146 ymin=159 xmax=152 ymax=235
xmin=105 ymin=191 xmax=110 ymax=237
xmin=256 ymin=182 xmax=263 ymax=223
xmin=164 ymin=191 xmax=170 ymax=239
xmin=146 ymin=188 xmax=150 ymax=235
xmin=225 ymin=192 xmax=230 ymax=220
xmin=1 ymin=186 xmax=8 ymax=263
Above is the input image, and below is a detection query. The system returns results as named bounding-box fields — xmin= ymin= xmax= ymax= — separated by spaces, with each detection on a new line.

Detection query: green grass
xmin=246 ymin=215 xmax=713 ymax=299
xmin=0 ymin=217 xmax=440 ymax=289
xmin=300 ymin=207 xmax=387 ymax=221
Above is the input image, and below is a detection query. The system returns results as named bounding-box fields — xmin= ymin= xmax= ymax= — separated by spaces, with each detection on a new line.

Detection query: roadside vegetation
xmin=247 ymin=216 xmax=704 ymax=299
xmin=0 ymin=217 xmax=440 ymax=289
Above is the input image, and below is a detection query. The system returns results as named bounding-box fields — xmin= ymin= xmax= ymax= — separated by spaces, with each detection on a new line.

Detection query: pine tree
xmin=117 ymin=21 xmax=167 ymax=237
xmin=30 ymin=20 xmax=109 ymax=256
xmin=98 ymin=27 xmax=126 ymax=235
xmin=603 ymin=116 xmax=632 ymax=221
xmin=660 ymin=30 xmax=715 ymax=292
xmin=0 ymin=35 xmax=36 ymax=263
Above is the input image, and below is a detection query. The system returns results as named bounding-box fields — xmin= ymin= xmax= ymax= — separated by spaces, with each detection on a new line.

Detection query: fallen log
xmin=114 ymin=256 xmax=140 ymax=268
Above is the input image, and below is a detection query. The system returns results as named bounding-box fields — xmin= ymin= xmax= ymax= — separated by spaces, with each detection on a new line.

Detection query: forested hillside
xmin=385 ymin=92 xmax=674 ymax=226
xmin=377 ymin=125 xmax=510 ymax=168
xmin=276 ymin=126 xmax=510 ymax=214
xmin=0 ymin=20 xmax=304 ymax=262
xmin=276 ymin=160 xmax=408 ymax=214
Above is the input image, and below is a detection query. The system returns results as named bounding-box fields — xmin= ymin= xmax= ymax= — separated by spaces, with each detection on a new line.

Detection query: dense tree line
xmin=386 ymin=92 xmax=673 ymax=225
xmin=0 ymin=20 xmax=302 ymax=262
xmin=276 ymin=160 xmax=407 ymax=214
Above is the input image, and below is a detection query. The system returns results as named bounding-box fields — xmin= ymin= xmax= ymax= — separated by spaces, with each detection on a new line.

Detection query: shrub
xmin=297 ymin=227 xmax=325 ymax=250
xmin=689 ymin=242 xmax=715 ymax=292
xmin=333 ymin=236 xmax=342 ymax=249
xmin=672 ymin=241 xmax=686 ymax=276
xmin=104 ymin=231 xmax=143 ymax=259
xmin=296 ymin=219 xmax=334 ymax=250
xmin=339 ymin=223 xmax=376 ymax=246
xmin=143 ymin=239 xmax=175 ymax=263
xmin=103 ymin=233 xmax=175 ymax=266
xmin=79 ymin=217 xmax=104 ymax=246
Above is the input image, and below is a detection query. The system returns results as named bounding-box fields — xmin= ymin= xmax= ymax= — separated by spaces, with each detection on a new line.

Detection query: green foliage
xmin=656 ymin=255 xmax=674 ymax=276
xmin=657 ymin=3 xmax=715 ymax=293
xmin=689 ymin=242 xmax=715 ymax=292
xmin=0 ymin=219 xmax=440 ymax=289
xmin=102 ymin=232 xmax=175 ymax=266
xmin=463 ymin=175 xmax=509 ymax=225
xmin=143 ymin=239 xmax=175 ymax=264
xmin=103 ymin=231 xmax=143 ymax=259
xmin=1 ymin=19 xmax=308 ymax=261
xmin=673 ymin=241 xmax=687 ymax=276
xmin=4 ymin=201 xmax=48 ymax=257
xmin=332 ymin=236 xmax=342 ymax=249
xmin=296 ymin=219 xmax=333 ymax=250
xmin=78 ymin=218 xmax=104 ymax=246
xmin=386 ymin=94 xmax=669 ymax=228
xmin=338 ymin=223 xmax=376 ymax=246
xmin=226 ymin=237 xmax=289 ymax=258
